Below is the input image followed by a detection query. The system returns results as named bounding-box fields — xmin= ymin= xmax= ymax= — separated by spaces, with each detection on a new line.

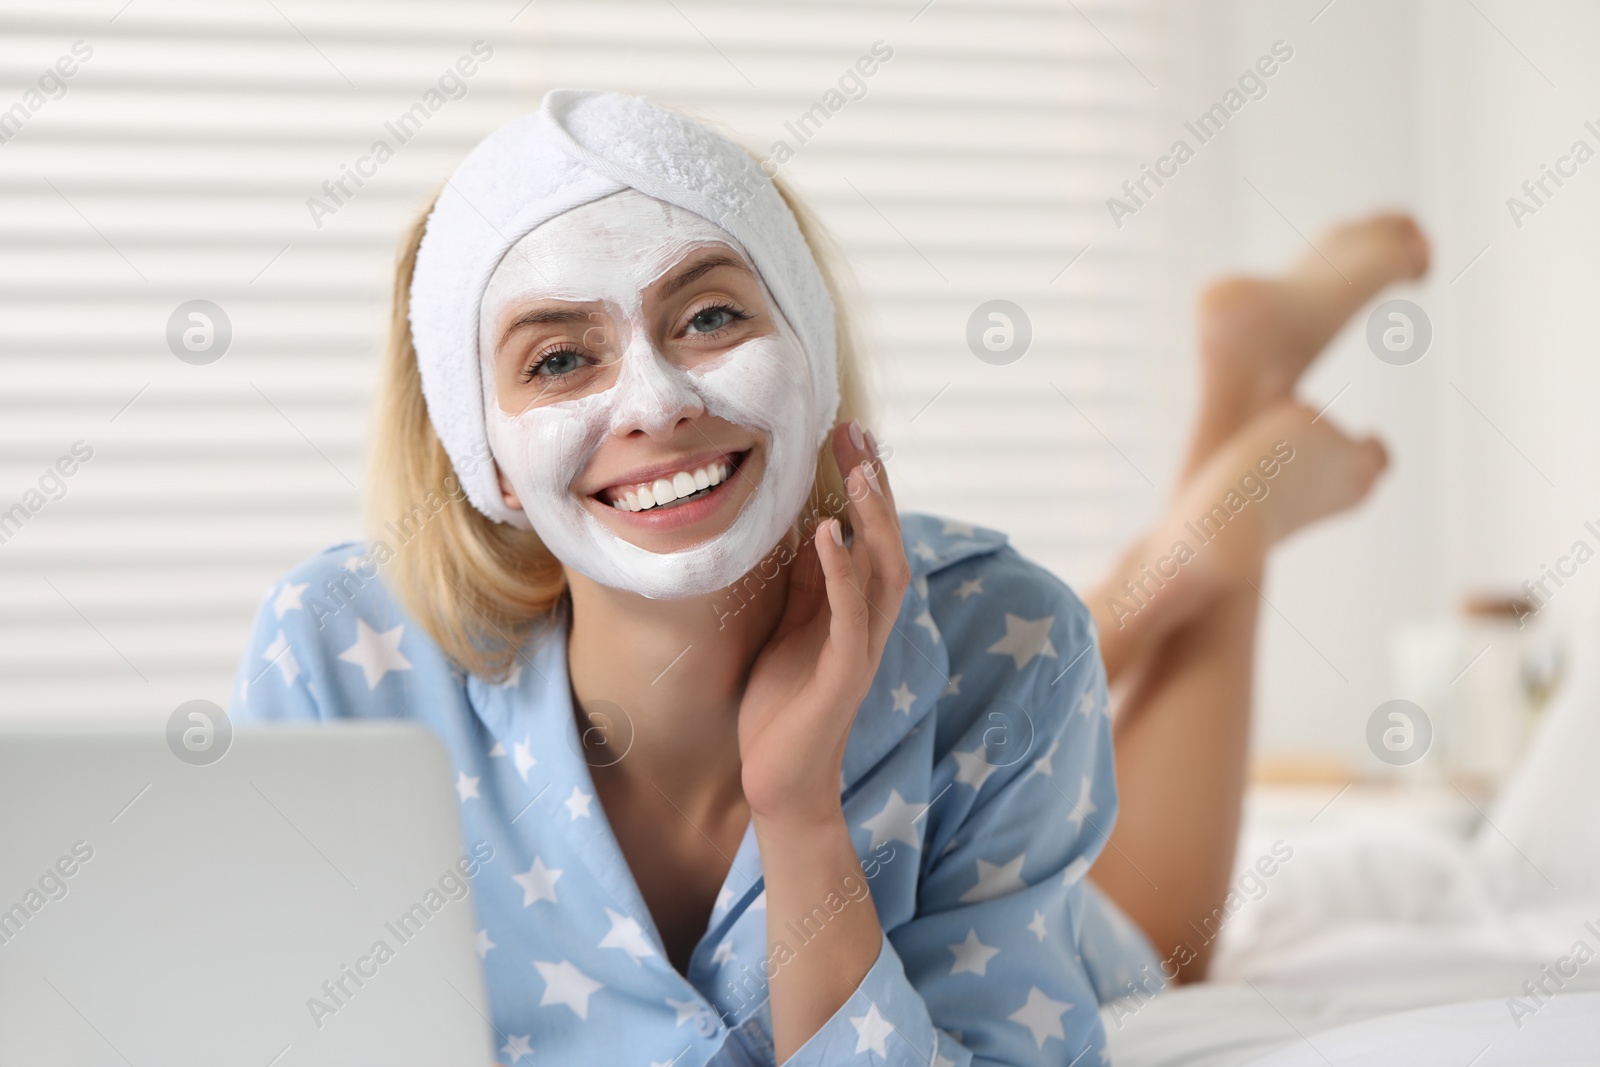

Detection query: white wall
xmin=1141 ymin=0 xmax=1600 ymax=764
xmin=8 ymin=0 xmax=1596 ymax=774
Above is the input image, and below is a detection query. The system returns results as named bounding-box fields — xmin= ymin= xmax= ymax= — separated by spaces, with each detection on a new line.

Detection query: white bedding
xmin=1105 ymin=941 xmax=1600 ymax=1067
xmin=1105 ymin=622 xmax=1600 ymax=1066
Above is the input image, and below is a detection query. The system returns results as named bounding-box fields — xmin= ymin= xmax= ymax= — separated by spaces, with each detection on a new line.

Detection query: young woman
xmin=232 ymin=89 xmax=1424 ymax=1065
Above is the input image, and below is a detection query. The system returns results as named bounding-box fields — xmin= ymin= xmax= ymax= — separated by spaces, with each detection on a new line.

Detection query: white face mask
xmin=478 ymin=189 xmax=826 ymax=600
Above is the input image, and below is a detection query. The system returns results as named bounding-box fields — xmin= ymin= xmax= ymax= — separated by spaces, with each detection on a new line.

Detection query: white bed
xmin=1105 ymin=926 xmax=1600 ymax=1066
xmin=1104 ymin=625 xmax=1600 ymax=1066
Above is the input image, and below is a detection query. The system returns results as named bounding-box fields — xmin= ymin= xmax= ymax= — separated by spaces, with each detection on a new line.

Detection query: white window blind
xmin=0 ymin=0 xmax=1160 ymax=717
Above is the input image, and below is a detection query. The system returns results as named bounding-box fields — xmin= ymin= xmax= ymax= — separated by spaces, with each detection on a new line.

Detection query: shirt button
xmin=695 ymin=1010 xmax=719 ymax=1037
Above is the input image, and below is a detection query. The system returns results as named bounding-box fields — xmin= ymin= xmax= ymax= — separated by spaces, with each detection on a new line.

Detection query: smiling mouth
xmin=595 ymin=450 xmax=750 ymax=513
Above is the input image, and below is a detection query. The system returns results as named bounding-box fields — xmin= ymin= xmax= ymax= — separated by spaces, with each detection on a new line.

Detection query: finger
xmin=844 ymin=461 xmax=910 ymax=653
xmin=816 ymin=517 xmax=870 ymax=671
xmin=839 ymin=464 xmax=877 ymax=582
xmin=862 ymin=427 xmax=900 ymax=526
xmin=831 ymin=419 xmax=901 ymax=534
xmin=831 ymin=420 xmax=895 ymax=531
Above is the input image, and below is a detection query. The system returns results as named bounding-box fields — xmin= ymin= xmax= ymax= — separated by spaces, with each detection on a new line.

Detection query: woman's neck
xmin=563 ymin=537 xmax=794 ymax=815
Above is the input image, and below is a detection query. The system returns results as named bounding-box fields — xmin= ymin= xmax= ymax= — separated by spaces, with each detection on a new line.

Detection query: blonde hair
xmin=365 ymin=174 xmax=871 ymax=681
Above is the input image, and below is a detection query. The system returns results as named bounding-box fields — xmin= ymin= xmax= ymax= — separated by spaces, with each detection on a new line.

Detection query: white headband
xmin=408 ymin=88 xmax=840 ymax=528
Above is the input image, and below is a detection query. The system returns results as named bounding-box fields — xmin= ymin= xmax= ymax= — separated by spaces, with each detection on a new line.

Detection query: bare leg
xmin=1094 ymin=402 xmax=1387 ymax=682
xmin=1095 ymin=581 xmax=1259 ymax=980
xmin=1090 ymin=403 xmax=1387 ymax=977
xmin=1085 ymin=214 xmax=1428 ymax=981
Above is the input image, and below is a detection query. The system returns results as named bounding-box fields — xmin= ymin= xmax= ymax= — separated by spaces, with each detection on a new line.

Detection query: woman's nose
xmin=605 ymin=328 xmax=706 ymax=438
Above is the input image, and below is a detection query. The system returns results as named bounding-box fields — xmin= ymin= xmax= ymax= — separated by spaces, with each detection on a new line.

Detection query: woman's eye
xmin=522 ymin=347 xmax=586 ymax=382
xmin=686 ymin=305 xmax=743 ymax=335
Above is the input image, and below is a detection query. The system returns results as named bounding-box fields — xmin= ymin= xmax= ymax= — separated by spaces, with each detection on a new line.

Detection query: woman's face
xmin=478 ymin=189 xmax=824 ymax=599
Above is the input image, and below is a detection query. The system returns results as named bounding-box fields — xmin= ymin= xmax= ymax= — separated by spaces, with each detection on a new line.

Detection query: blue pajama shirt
xmin=230 ymin=512 xmax=1156 ymax=1065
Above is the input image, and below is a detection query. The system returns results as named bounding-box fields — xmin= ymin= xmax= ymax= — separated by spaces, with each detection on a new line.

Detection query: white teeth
xmin=610 ymin=456 xmax=737 ymax=512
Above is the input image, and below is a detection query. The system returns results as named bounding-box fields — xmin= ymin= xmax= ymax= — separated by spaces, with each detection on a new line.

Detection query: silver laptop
xmin=0 ymin=718 xmax=496 ymax=1066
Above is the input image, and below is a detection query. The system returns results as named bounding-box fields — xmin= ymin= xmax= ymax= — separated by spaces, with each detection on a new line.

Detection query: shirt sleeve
xmin=227 ymin=576 xmax=328 ymax=724
xmin=784 ymin=606 xmax=1116 ymax=1066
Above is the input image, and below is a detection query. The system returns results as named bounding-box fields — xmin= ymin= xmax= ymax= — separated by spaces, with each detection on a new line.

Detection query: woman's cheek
xmin=489 ymin=396 xmax=609 ymax=510
xmin=693 ymin=335 xmax=812 ymax=432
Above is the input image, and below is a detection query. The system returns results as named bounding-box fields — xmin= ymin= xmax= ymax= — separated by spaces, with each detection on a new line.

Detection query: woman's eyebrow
xmin=659 ymin=252 xmax=752 ymax=296
xmin=506 ymin=307 xmax=595 ymax=329
xmin=500 ymin=306 xmax=597 ymax=348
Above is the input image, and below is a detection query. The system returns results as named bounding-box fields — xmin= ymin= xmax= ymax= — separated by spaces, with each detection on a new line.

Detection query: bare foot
xmin=1183 ymin=213 xmax=1428 ymax=478
xmin=1095 ymin=402 xmax=1385 ymax=670
xmin=1157 ymin=402 xmax=1388 ymax=589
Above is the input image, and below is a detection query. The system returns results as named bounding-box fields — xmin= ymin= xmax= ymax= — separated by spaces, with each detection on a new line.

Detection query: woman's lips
xmin=593 ymin=449 xmax=749 ymax=511
xmin=587 ymin=450 xmax=752 ymax=531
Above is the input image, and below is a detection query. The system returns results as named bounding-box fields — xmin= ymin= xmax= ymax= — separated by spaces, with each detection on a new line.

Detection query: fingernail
xmin=861 ymin=461 xmax=881 ymax=495
xmin=847 ymin=419 xmax=865 ymax=451
xmin=829 ymin=519 xmax=844 ymax=546
xmin=864 ymin=428 xmax=879 ymax=458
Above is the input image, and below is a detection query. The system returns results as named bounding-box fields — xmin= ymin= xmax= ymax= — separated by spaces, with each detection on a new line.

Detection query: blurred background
xmin=2 ymin=0 xmax=1597 ymax=794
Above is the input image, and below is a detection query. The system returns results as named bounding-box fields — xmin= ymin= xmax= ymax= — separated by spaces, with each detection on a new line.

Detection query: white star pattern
xmin=342 ymin=554 xmax=368 ymax=573
xmin=1009 ymin=986 xmax=1072 ymax=1048
xmin=860 ymin=789 xmax=923 ymax=851
xmin=598 ymin=908 xmax=656 ymax=964
xmin=986 ymin=613 xmax=1058 ymax=670
xmin=564 ymin=786 xmax=594 ymax=820
xmin=272 ymin=582 xmax=307 ymax=619
xmin=1067 ymin=774 xmax=1098 ymax=834
xmin=534 ymin=959 xmax=602 ymax=1019
xmin=513 ymin=736 xmax=536 ymax=782
xmin=948 ymin=928 xmax=1001 ymax=976
xmin=513 ymin=857 xmax=562 ymax=906
xmin=500 ymin=1033 xmax=532 ymax=1063
xmin=336 ymin=619 xmax=412 ymax=689
xmin=262 ymin=630 xmax=300 ymax=686
xmin=667 ymin=997 xmax=701 ymax=1026
xmin=1027 ymin=737 xmax=1059 ymax=779
xmin=851 ymin=1004 xmax=894 ymax=1057
xmin=237 ymin=515 xmax=1127 ymax=1062
xmin=952 ymin=745 xmax=998 ymax=792
xmin=1076 ymin=689 xmax=1097 ymax=718
xmin=960 ymin=853 xmax=1027 ymax=903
